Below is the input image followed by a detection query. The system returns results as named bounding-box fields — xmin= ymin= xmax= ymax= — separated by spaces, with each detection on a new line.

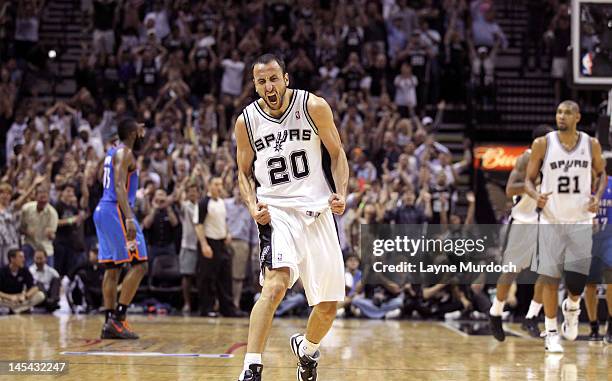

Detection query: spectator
xmin=225 ymin=187 xmax=257 ymax=311
xmin=546 ymin=4 xmax=571 ymax=105
xmin=68 ymin=244 xmax=104 ymax=312
xmin=471 ymin=6 xmax=507 ymax=50
xmin=142 ymin=188 xmax=179 ymax=267
xmin=14 ymin=0 xmax=43 ymax=61
xmin=20 ymin=183 xmax=58 ymax=267
xmin=178 ymin=181 xmax=199 ymax=313
xmin=220 ymin=50 xmax=246 ymax=98
xmin=53 ymin=183 xmax=87 ymax=277
xmin=29 ymin=249 xmax=60 ymax=312
xmin=394 ymin=63 xmax=419 ymax=117
xmin=0 ymin=177 xmax=44 ymax=266
xmin=92 ymin=0 xmax=118 ymax=54
xmin=0 ymin=248 xmax=45 ymax=313
xmin=193 ymin=177 xmax=239 ymax=317
xmin=337 ymin=254 xmax=362 ymax=317
xmin=384 ymin=185 xmax=432 ymax=224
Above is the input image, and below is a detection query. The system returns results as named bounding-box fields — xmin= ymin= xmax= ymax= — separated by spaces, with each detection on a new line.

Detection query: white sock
xmin=243 ymin=353 xmax=262 ymax=370
xmin=525 ymin=300 xmax=542 ymax=319
xmin=545 ymin=317 xmax=558 ymax=332
xmin=566 ymin=297 xmax=580 ymax=310
xmin=489 ymin=296 xmax=505 ymax=316
xmin=300 ymin=337 xmax=320 ymax=357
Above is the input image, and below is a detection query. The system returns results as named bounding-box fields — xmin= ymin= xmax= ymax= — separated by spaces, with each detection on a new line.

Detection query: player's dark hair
xmin=251 ymin=53 xmax=286 ymax=74
xmin=35 ymin=249 xmax=47 ymax=257
xmin=558 ymin=100 xmax=580 ymax=114
xmin=532 ymin=124 xmax=554 ymax=140
xmin=118 ymin=118 xmax=138 ymax=141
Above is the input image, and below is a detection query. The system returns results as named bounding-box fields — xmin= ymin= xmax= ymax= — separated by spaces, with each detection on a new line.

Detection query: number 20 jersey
xmin=540 ymin=131 xmax=593 ymax=222
xmin=242 ymin=89 xmax=334 ymax=212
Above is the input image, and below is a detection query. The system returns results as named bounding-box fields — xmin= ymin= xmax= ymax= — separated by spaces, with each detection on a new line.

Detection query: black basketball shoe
xmin=238 ymin=364 xmax=263 ymax=381
xmin=588 ymin=322 xmax=601 ymax=341
xmin=100 ymin=317 xmax=139 ymax=339
xmin=290 ymin=334 xmax=319 ymax=381
xmin=521 ymin=317 xmax=541 ymax=338
xmin=489 ymin=314 xmax=505 ymax=342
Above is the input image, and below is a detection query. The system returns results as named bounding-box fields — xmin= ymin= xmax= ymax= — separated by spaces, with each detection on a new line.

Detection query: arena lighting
xmin=48 ymin=49 xmax=57 ymax=59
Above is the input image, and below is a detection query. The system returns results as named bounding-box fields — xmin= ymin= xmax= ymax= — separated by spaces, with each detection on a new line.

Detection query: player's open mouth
xmin=267 ymin=93 xmax=278 ymax=104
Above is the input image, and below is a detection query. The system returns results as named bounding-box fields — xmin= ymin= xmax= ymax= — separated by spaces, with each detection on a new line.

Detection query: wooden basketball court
xmin=0 ymin=314 xmax=609 ymax=380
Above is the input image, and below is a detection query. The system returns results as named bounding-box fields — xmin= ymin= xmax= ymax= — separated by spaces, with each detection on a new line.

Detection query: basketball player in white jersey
xmin=235 ymin=54 xmax=349 ymax=381
xmin=525 ymin=100 xmax=606 ymax=353
xmin=489 ymin=125 xmax=553 ymax=342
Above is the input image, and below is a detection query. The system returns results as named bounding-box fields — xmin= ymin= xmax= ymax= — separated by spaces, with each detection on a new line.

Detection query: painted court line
xmin=60 ymin=351 xmax=234 ymax=358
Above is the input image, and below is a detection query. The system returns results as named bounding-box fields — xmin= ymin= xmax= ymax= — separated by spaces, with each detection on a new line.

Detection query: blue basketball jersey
xmin=595 ymin=176 xmax=612 ymax=233
xmin=99 ymin=145 xmax=138 ymax=207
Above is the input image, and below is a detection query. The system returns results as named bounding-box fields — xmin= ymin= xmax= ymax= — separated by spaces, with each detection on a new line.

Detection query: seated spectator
xmin=274 ymin=281 xmax=309 ymax=318
xmin=351 ymin=275 xmax=404 ymax=319
xmin=29 ymin=249 xmax=60 ymax=312
xmin=0 ymin=248 xmax=45 ymax=313
xmin=20 ymin=183 xmax=58 ymax=267
xmin=337 ymin=254 xmax=362 ymax=317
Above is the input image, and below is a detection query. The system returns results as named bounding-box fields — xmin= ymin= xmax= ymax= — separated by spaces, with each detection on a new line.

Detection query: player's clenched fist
xmin=252 ymin=202 xmax=271 ymax=225
xmin=535 ymin=191 xmax=552 ymax=209
xmin=329 ymin=193 xmax=346 ymax=215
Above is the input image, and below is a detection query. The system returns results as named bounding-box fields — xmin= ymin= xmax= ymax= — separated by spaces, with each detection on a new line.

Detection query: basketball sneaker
xmin=101 ymin=317 xmax=139 ymax=339
xmin=588 ymin=322 xmax=601 ymax=341
xmin=237 ymin=364 xmax=263 ymax=381
xmin=521 ymin=317 xmax=541 ymax=338
xmin=560 ymin=299 xmax=579 ymax=341
xmin=290 ymin=334 xmax=319 ymax=381
xmin=488 ymin=314 xmax=505 ymax=342
xmin=544 ymin=331 xmax=564 ymax=353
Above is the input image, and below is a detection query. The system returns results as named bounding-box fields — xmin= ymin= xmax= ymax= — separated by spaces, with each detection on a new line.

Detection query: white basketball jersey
xmin=540 ymin=131 xmax=594 ymax=222
xmin=243 ymin=89 xmax=334 ymax=212
xmin=511 ymin=150 xmax=539 ymax=223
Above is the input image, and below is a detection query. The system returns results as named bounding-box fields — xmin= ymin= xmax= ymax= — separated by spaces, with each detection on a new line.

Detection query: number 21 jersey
xmin=540 ymin=131 xmax=593 ymax=222
xmin=242 ymin=89 xmax=334 ymax=212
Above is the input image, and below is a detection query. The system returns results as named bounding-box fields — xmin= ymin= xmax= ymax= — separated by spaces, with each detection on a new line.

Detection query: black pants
xmin=197 ymin=238 xmax=235 ymax=316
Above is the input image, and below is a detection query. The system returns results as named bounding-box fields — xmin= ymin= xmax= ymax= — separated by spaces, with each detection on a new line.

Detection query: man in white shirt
xmin=193 ymin=177 xmax=241 ymax=317
xmin=28 ymin=249 xmax=60 ymax=311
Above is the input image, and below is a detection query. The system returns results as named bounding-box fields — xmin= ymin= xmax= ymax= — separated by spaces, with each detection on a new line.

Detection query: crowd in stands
xmin=0 ymin=0 xmax=578 ymax=320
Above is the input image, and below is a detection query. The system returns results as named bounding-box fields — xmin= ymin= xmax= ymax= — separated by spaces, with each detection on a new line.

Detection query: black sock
xmin=590 ymin=320 xmax=599 ymax=333
xmin=608 ymin=316 xmax=612 ymax=331
xmin=105 ymin=309 xmax=114 ymax=323
xmin=115 ymin=304 xmax=128 ymax=321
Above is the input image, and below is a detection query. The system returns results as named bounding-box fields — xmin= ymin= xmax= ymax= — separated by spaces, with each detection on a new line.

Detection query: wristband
xmin=68 ymin=217 xmax=74 ymax=225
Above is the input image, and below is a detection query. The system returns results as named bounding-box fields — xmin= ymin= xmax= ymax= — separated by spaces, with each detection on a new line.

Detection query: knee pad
xmin=564 ymin=271 xmax=587 ymax=296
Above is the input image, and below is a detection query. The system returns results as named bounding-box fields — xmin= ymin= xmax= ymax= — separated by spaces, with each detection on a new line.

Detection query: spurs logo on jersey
xmin=243 ymin=89 xmax=334 ymax=211
xmin=540 ymin=131 xmax=593 ymax=222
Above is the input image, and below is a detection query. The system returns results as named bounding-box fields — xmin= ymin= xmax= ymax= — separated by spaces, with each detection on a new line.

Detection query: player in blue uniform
xmin=94 ymin=118 xmax=148 ymax=340
xmin=584 ymin=174 xmax=612 ymax=343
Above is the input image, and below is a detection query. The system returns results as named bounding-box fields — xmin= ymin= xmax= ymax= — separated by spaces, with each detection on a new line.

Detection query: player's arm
xmin=235 ymin=114 xmax=270 ymax=225
xmin=525 ymin=137 xmax=551 ymax=209
xmin=505 ymin=151 xmax=530 ymax=197
xmin=589 ymin=137 xmax=606 ymax=212
xmin=308 ymin=94 xmax=349 ymax=214
xmin=113 ymin=148 xmax=137 ymax=241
